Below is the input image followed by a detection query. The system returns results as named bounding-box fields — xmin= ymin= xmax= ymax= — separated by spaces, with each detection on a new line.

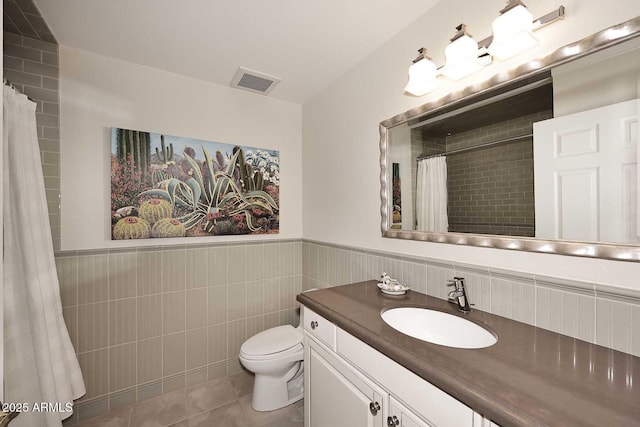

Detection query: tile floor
xmin=75 ymin=372 xmax=303 ymax=427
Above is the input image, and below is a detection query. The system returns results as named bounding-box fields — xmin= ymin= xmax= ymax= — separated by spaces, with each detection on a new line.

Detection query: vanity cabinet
xmin=303 ymin=306 xmax=497 ymax=427
xmin=306 ymin=337 xmax=387 ymax=426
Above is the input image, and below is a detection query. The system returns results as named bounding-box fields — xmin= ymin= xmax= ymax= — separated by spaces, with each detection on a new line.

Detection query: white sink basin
xmin=381 ymin=307 xmax=497 ymax=349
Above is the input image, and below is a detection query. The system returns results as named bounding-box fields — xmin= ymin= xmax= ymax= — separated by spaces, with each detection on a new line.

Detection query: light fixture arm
xmin=477 ymin=5 xmax=565 ymax=49
xmin=412 ymin=47 xmax=431 ymax=64
xmin=450 ymin=23 xmax=472 ymax=42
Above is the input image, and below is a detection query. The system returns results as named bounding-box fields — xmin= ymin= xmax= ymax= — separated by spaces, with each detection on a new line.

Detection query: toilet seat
xmin=240 ymin=325 xmax=303 ymax=360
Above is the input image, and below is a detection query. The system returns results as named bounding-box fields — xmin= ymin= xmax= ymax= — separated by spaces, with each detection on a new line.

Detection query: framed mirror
xmin=380 ymin=16 xmax=640 ymax=262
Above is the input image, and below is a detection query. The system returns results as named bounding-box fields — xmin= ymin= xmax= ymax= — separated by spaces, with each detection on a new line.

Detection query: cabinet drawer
xmin=303 ymin=306 xmax=336 ymax=349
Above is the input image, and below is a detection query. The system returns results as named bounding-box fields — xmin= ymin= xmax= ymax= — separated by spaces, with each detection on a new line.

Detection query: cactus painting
xmin=110 ymin=127 xmax=280 ymax=239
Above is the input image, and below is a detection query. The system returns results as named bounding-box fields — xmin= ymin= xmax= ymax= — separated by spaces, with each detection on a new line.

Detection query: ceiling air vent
xmin=230 ymin=67 xmax=281 ymax=95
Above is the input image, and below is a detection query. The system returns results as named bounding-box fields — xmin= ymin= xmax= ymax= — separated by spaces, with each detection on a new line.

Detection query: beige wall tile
xmin=77 ymin=398 xmax=109 ymax=421
xmin=227 ymin=319 xmax=247 ymax=359
xmin=246 ymin=315 xmax=263 ymax=337
xmin=281 ymin=242 xmax=297 ymax=277
xmin=279 ymin=276 xmax=296 ymax=311
xmin=294 ymin=242 xmax=302 ymax=276
xmin=163 ymin=332 xmax=186 ymax=376
xmin=207 ymin=362 xmax=227 ymax=381
xmin=245 ymin=243 xmax=264 ymax=282
xmin=263 ymin=242 xmax=280 ymax=279
xmin=137 ymin=250 xmax=162 ymax=296
xmin=227 ymin=246 xmax=246 ymax=285
xmin=263 ymin=312 xmax=280 ymax=330
xmin=137 ymin=294 xmax=162 ymax=339
xmin=109 ymin=298 xmax=137 ymax=346
xmin=186 ymin=248 xmax=208 ymax=289
xmin=350 ymin=251 xmax=369 ymax=284
xmin=576 ymin=294 xmax=596 ymax=343
xmin=535 ymin=286 xmax=550 ymax=331
xmin=279 ymin=309 xmax=297 ymax=327
xmin=78 ymin=302 xmax=108 ymax=353
xmin=207 ymin=324 xmax=228 ymax=364
xmin=402 ymin=261 xmax=426 ymax=295
xmin=109 ymin=388 xmax=137 ymax=410
xmin=163 ymin=375 xmax=186 ymax=393
xmin=63 ymin=306 xmax=78 ymax=352
xmin=109 ymin=343 xmax=136 ymax=392
xmin=77 ymin=254 xmax=109 ymax=304
xmin=186 ymin=369 xmax=208 ymax=387
xmin=611 ymin=301 xmax=631 ymax=354
xmin=246 ymin=281 xmax=263 ymax=317
xmin=186 ymin=288 xmax=207 ymax=330
xmin=108 ymin=252 xmax=137 ymax=300
xmin=426 ymin=264 xmax=455 ymax=301
xmin=137 ymin=381 xmax=162 ymax=401
xmin=56 ymin=255 xmax=78 ymax=307
xmin=163 ymin=248 xmax=186 ymax=292
xmin=208 ymin=247 xmax=228 ymax=286
xmin=186 ymin=327 xmax=207 ymax=370
xmin=595 ymin=298 xmax=612 ymax=347
xmin=78 ymin=349 xmax=108 ymax=400
xmin=163 ymin=291 xmax=186 ymax=334
xmin=228 ymin=283 xmax=246 ymax=321
xmin=263 ymin=278 xmax=279 ymax=313
xmin=208 ymin=285 xmax=228 ymax=325
xmin=631 ymin=304 xmax=640 ymax=357
xmin=137 ymin=337 xmax=162 ymax=384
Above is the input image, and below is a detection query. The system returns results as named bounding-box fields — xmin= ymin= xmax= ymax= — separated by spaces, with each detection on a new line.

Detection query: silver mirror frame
xmin=380 ymin=16 xmax=640 ymax=262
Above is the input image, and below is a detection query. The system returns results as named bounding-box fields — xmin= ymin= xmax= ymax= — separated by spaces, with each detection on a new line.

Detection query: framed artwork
xmin=110 ymin=128 xmax=280 ymax=239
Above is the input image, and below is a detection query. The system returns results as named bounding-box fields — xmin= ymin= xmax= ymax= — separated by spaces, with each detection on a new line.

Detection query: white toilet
xmin=239 ymin=315 xmax=305 ymax=411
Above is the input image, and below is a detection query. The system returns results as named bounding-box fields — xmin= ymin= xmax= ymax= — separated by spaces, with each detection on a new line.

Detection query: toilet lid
xmin=240 ymin=325 xmax=303 ymax=357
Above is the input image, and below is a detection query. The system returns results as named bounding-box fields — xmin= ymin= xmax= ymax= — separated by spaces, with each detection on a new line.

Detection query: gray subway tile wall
xmin=3 ymin=30 xmax=61 ymax=249
xmin=57 ymin=240 xmax=303 ymax=423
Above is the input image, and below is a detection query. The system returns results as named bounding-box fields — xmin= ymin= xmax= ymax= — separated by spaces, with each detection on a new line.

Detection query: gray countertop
xmin=297 ymin=281 xmax=640 ymax=427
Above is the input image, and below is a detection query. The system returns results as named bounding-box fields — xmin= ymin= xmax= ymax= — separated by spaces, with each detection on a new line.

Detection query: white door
xmin=533 ymin=99 xmax=639 ymax=243
xmin=388 ymin=396 xmax=432 ymax=427
xmin=307 ymin=340 xmax=386 ymax=427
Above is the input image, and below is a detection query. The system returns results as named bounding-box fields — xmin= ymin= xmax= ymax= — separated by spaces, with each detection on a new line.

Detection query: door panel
xmin=534 ymin=99 xmax=639 ymax=243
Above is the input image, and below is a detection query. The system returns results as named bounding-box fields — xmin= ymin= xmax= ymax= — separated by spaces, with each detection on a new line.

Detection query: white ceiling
xmin=33 ymin=0 xmax=441 ymax=104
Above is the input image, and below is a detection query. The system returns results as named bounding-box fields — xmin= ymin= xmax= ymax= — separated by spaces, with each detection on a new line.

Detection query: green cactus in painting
xmin=151 ymin=218 xmax=186 ymax=238
xmin=253 ymin=172 xmax=264 ymax=192
xmin=234 ymin=146 xmax=255 ymax=192
xmin=155 ymin=135 xmax=174 ymax=162
xmin=139 ymin=198 xmax=173 ymax=225
xmin=113 ymin=216 xmax=151 ymax=239
xmin=116 ymin=128 xmax=151 ymax=176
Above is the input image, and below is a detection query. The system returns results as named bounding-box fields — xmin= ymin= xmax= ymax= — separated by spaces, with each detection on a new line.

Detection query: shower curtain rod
xmin=417 ymin=133 xmax=533 ymax=161
xmin=3 ymin=77 xmax=35 ymax=102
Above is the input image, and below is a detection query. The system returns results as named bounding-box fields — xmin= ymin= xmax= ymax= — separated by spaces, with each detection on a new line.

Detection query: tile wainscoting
xmin=59 ymin=238 xmax=640 ymax=423
xmin=57 ymin=239 xmax=302 ymax=424
xmin=302 ymin=240 xmax=640 ymax=357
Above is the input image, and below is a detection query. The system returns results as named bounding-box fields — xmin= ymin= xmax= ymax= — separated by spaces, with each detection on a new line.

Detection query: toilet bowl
xmin=239 ymin=324 xmax=304 ymax=411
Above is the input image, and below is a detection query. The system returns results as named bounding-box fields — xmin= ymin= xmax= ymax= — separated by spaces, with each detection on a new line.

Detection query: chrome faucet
xmin=447 ymin=277 xmax=472 ymax=313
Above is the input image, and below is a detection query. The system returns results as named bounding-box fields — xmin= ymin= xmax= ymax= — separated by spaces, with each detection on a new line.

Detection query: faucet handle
xmin=446 ymin=279 xmax=457 ymax=287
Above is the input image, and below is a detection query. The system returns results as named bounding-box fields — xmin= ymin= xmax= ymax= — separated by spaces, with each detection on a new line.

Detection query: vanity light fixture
xmin=403 ymin=2 xmax=564 ymax=95
xmin=404 ymin=48 xmax=438 ymax=96
xmin=487 ymin=0 xmax=566 ymax=60
xmin=440 ymin=24 xmax=491 ymax=80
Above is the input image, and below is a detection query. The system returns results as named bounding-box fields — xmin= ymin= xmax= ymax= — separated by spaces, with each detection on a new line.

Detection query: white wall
xmin=302 ymin=0 xmax=640 ymax=288
xmin=60 ymin=46 xmax=302 ymax=250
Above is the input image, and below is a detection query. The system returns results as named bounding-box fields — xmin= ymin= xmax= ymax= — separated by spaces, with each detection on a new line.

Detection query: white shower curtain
xmin=416 ymin=156 xmax=448 ymax=232
xmin=3 ymin=85 xmax=85 ymax=426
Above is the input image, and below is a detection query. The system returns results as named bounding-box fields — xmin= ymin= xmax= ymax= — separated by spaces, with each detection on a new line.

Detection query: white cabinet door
xmin=305 ymin=336 xmax=386 ymax=427
xmin=533 ymin=99 xmax=639 ymax=243
xmin=388 ymin=396 xmax=432 ymax=427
